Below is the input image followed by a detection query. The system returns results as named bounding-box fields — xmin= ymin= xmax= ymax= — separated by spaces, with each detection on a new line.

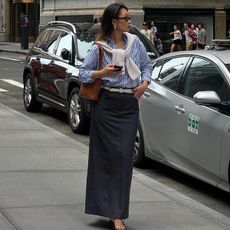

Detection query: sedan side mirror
xmin=193 ymin=91 xmax=221 ymax=105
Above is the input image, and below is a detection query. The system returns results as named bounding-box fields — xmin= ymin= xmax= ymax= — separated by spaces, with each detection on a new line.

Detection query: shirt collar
xmin=104 ymin=33 xmax=128 ymax=49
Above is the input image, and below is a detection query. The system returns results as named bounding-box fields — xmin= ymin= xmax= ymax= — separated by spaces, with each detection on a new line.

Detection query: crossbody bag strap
xmin=94 ymin=43 xmax=104 ymax=70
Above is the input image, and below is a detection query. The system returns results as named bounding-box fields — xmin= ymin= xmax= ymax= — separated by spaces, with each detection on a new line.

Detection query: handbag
xmin=79 ymin=43 xmax=104 ymax=101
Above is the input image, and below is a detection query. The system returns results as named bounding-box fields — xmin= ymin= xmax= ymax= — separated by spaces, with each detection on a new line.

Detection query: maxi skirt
xmin=85 ymin=89 xmax=139 ymax=219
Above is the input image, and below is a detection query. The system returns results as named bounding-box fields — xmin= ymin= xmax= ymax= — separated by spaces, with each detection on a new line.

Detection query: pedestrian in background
xmin=191 ymin=23 xmax=198 ymax=49
xmin=227 ymin=28 xmax=230 ymax=39
xmin=79 ymin=3 xmax=152 ymax=230
xmin=150 ymin=20 xmax=158 ymax=42
xmin=197 ymin=23 xmax=206 ymax=49
xmin=141 ymin=22 xmax=153 ymax=41
xmin=183 ymin=23 xmax=197 ymax=50
xmin=170 ymin=24 xmax=182 ymax=52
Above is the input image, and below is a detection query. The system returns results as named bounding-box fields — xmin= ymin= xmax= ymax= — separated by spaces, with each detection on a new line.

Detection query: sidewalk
xmin=0 ymin=42 xmax=33 ymax=55
xmin=0 ymin=103 xmax=230 ymax=230
xmin=1 ymin=41 xmax=230 ymax=229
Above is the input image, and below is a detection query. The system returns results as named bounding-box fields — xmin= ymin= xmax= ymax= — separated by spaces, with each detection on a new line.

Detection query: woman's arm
xmin=79 ymin=44 xmax=100 ymax=83
xmin=132 ymin=39 xmax=152 ymax=99
xmin=79 ymin=44 xmax=122 ymax=82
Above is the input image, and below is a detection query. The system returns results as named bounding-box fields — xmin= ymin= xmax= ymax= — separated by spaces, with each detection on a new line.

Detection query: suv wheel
xmin=68 ymin=87 xmax=90 ymax=134
xmin=133 ymin=123 xmax=146 ymax=167
xmin=23 ymin=73 xmax=43 ymax=112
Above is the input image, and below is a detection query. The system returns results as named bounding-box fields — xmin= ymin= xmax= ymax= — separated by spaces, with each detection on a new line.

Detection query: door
xmin=37 ymin=29 xmax=62 ymax=95
xmin=140 ymin=56 xmax=190 ymax=160
xmin=45 ymin=31 xmax=73 ymax=105
xmin=171 ymin=57 xmax=228 ymax=183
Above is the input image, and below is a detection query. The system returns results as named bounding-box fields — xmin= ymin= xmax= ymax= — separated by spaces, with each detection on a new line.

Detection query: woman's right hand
xmin=102 ymin=64 xmax=123 ymax=76
xmin=93 ymin=64 xmax=122 ymax=79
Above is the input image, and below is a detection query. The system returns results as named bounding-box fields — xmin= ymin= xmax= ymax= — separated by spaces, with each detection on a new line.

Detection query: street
xmin=0 ymin=52 xmax=230 ymax=219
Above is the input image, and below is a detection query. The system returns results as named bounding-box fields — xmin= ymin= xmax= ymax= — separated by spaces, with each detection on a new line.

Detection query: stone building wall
xmin=0 ymin=0 xmax=9 ymax=42
xmin=39 ymin=0 xmax=230 ymax=39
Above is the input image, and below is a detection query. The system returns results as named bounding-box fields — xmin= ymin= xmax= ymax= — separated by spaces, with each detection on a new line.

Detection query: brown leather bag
xmin=79 ymin=43 xmax=104 ymax=101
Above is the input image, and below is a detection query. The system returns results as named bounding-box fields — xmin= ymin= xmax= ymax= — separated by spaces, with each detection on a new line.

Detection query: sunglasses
xmin=115 ymin=16 xmax=131 ymax=21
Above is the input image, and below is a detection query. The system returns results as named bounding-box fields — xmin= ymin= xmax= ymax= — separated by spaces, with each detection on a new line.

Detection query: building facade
xmin=0 ymin=0 xmax=39 ymax=42
xmin=1 ymin=0 xmax=230 ymax=45
xmin=39 ymin=0 xmax=230 ymax=47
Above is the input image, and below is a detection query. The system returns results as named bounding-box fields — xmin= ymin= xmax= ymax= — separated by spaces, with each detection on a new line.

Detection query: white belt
xmin=101 ymin=86 xmax=133 ymax=94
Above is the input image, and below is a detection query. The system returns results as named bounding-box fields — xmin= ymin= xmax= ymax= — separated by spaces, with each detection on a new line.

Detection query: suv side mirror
xmin=193 ymin=91 xmax=221 ymax=105
xmin=61 ymin=48 xmax=71 ymax=61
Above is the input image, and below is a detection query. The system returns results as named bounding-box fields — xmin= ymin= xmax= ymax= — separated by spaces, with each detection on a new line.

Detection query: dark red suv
xmin=23 ymin=21 xmax=159 ymax=134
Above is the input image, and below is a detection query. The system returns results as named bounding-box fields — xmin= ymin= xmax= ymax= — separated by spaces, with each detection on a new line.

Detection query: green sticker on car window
xmin=188 ymin=114 xmax=200 ymax=134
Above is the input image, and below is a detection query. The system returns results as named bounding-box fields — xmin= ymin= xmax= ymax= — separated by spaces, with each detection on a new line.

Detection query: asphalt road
xmin=0 ymin=52 xmax=230 ymax=218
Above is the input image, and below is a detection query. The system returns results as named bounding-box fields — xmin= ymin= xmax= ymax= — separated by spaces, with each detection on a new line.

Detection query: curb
xmin=0 ymin=48 xmax=29 ymax=55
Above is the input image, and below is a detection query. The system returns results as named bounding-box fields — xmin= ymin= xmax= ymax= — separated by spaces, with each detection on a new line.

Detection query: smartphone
xmin=114 ymin=65 xmax=123 ymax=71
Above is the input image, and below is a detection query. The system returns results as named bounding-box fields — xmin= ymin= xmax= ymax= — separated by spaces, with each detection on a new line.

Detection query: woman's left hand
xmin=133 ymin=81 xmax=149 ymax=100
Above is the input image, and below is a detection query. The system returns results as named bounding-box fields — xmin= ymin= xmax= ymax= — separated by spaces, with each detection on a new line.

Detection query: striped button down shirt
xmin=79 ymin=34 xmax=152 ymax=89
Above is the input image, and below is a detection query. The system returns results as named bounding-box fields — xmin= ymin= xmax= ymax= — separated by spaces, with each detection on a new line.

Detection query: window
xmin=56 ymin=32 xmax=73 ymax=59
xmin=34 ymin=30 xmax=52 ymax=51
xmin=46 ymin=30 xmax=61 ymax=54
xmin=151 ymin=61 xmax=163 ymax=80
xmin=156 ymin=56 xmax=189 ymax=90
xmin=34 ymin=29 xmax=61 ymax=54
xmin=182 ymin=57 xmax=230 ymax=101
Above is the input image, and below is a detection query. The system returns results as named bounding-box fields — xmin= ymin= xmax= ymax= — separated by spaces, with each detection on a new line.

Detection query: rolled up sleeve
xmin=79 ymin=44 xmax=99 ymax=83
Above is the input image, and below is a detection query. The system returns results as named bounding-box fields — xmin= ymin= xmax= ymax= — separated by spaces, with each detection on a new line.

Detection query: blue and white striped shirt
xmin=79 ymin=33 xmax=152 ymax=89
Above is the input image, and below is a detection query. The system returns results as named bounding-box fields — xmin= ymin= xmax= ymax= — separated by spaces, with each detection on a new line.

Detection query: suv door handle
xmin=174 ymin=105 xmax=186 ymax=114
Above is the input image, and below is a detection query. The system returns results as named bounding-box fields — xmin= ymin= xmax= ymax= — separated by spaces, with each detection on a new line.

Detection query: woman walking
xmin=170 ymin=25 xmax=182 ymax=52
xmin=79 ymin=3 xmax=152 ymax=230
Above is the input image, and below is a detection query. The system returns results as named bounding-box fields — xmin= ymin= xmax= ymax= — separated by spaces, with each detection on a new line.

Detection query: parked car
xmin=134 ymin=40 xmax=230 ymax=192
xmin=23 ymin=21 xmax=159 ymax=134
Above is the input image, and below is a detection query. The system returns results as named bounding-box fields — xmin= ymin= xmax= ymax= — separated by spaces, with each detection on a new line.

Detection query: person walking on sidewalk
xmin=183 ymin=23 xmax=196 ymax=50
xmin=79 ymin=3 xmax=152 ymax=230
xmin=170 ymin=25 xmax=182 ymax=52
xmin=197 ymin=23 xmax=206 ymax=49
xmin=140 ymin=22 xmax=153 ymax=41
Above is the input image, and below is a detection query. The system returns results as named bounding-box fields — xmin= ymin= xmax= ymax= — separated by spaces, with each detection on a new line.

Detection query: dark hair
xmin=96 ymin=3 xmax=128 ymax=41
xmin=174 ymin=24 xmax=179 ymax=30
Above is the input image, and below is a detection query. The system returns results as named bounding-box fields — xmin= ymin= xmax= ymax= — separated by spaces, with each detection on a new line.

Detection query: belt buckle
xmin=119 ymin=88 xmax=123 ymax=93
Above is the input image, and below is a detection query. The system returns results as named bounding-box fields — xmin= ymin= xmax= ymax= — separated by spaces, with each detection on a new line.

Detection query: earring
xmin=114 ymin=24 xmax=117 ymax=30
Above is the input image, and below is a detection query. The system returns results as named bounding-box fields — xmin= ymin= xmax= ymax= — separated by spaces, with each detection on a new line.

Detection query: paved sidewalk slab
xmin=0 ymin=42 xmax=32 ymax=55
xmin=0 ymin=102 xmax=230 ymax=230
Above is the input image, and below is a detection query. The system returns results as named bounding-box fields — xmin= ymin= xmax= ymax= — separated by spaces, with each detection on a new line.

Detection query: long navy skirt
xmin=85 ymin=89 xmax=139 ymax=219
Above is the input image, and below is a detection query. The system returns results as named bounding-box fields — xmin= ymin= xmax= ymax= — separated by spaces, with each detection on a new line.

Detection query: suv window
xmin=34 ymin=30 xmax=51 ymax=51
xmin=56 ymin=32 xmax=73 ymax=59
xmin=34 ymin=29 xmax=61 ymax=54
xmin=182 ymin=57 xmax=230 ymax=101
xmin=75 ymin=23 xmax=95 ymax=59
xmin=155 ymin=56 xmax=190 ymax=91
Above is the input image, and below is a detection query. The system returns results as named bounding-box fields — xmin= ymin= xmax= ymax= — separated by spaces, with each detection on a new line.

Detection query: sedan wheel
xmin=133 ymin=123 xmax=146 ymax=167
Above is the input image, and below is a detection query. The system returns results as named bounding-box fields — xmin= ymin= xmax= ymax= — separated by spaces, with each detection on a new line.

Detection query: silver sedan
xmin=134 ymin=44 xmax=230 ymax=192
